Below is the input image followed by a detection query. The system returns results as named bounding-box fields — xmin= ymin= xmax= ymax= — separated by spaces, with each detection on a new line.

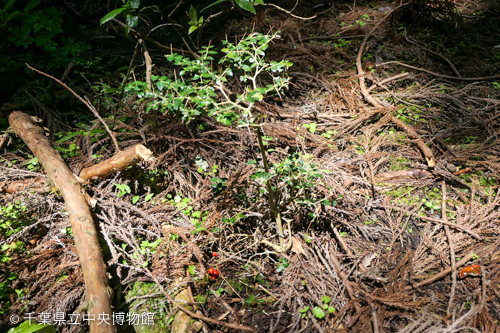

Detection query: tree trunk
xmin=8 ymin=111 xmax=116 ymax=333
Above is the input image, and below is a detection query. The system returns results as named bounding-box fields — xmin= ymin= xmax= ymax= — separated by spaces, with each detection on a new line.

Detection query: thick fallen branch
xmin=79 ymin=144 xmax=153 ymax=181
xmin=8 ymin=111 xmax=116 ymax=333
xmin=355 ymin=3 xmax=436 ymax=168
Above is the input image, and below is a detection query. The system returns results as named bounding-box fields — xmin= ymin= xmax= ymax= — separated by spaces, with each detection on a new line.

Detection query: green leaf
xmin=130 ymin=0 xmax=140 ymax=9
xmin=188 ymin=25 xmax=198 ymax=35
xmin=328 ymin=306 xmax=336 ymax=313
xmin=100 ymin=7 xmax=127 ymax=26
xmin=312 ymin=307 xmax=325 ymax=319
xmin=234 ymin=0 xmax=256 ymax=14
xmin=189 ymin=5 xmax=197 ymax=20
xmin=25 ymin=0 xmax=41 ymax=13
xmin=7 ymin=321 xmax=56 ymax=333
xmin=321 ymin=295 xmax=331 ymax=304
xmin=4 ymin=0 xmax=17 ymax=12
xmin=188 ymin=265 xmax=196 ymax=275
xmin=126 ymin=13 xmax=138 ymax=28
xmin=201 ymin=0 xmax=228 ymax=12
xmin=145 ymin=193 xmax=154 ymax=202
xmin=298 ymin=306 xmax=310 ymax=313
xmin=254 ymin=0 xmax=265 ymax=4
xmin=132 ymin=196 xmax=139 ymax=204
xmin=56 ymin=131 xmax=83 ymax=144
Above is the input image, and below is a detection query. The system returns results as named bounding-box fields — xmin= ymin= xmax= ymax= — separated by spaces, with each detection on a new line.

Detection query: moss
xmin=388 ymin=156 xmax=411 ymax=171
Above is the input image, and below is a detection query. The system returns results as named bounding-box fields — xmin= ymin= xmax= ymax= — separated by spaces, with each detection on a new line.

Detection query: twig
xmin=367 ymin=72 xmax=410 ymax=92
xmin=111 ymin=19 xmax=195 ymax=57
xmin=119 ymin=41 xmax=140 ymax=99
xmin=370 ymin=303 xmax=380 ymax=333
xmin=0 ymin=128 xmax=14 ymax=151
xmin=26 ymin=63 xmax=120 ymax=151
xmin=165 ymin=2 xmax=198 ymax=57
xmin=331 ymin=223 xmax=354 ymax=257
xmin=442 ymin=181 xmax=457 ymax=315
xmin=354 ymin=2 xmax=436 ymax=168
xmin=146 ymin=269 xmax=256 ymax=331
xmin=263 ymin=3 xmax=318 ymax=20
xmin=403 ymin=252 xmax=475 ymax=291
xmin=376 ymin=61 xmax=500 ymax=81
xmin=404 ymin=34 xmax=461 ymax=78
xmin=388 ymin=205 xmax=480 ymax=239
xmin=325 ymin=243 xmax=362 ymax=315
xmin=440 ymin=266 xmax=486 ymax=333
xmin=139 ymin=39 xmax=153 ymax=91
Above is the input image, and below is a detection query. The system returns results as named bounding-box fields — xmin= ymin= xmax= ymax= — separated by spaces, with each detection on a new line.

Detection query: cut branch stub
xmin=79 ymin=144 xmax=153 ymax=181
xmin=8 ymin=111 xmax=116 ymax=333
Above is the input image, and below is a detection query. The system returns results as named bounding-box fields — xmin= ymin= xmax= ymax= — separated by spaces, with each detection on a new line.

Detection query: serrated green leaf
xmin=321 ymin=295 xmax=331 ymax=304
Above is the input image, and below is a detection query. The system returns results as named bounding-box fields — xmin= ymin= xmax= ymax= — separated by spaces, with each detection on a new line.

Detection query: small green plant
xmin=100 ymin=0 xmax=142 ymax=34
xmin=276 ymin=257 xmax=289 ymax=273
xmin=303 ymin=123 xmax=317 ymax=134
xmin=422 ymin=198 xmax=441 ymax=212
xmin=298 ymin=296 xmax=335 ymax=320
xmin=115 ymin=183 xmax=132 ymax=198
xmin=492 ymin=82 xmax=500 ymax=90
xmin=299 ymin=306 xmax=309 ymax=318
xmin=0 ymin=202 xmax=32 ymax=237
xmin=356 ymin=14 xmax=370 ymax=26
xmin=123 ymin=32 xmax=294 ymax=251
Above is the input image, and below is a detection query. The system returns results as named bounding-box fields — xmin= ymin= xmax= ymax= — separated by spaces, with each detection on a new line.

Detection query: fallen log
xmin=8 ymin=111 xmax=116 ymax=333
xmin=79 ymin=144 xmax=153 ymax=181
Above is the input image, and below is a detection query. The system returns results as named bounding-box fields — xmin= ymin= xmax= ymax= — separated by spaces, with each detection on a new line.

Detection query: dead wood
xmin=79 ymin=144 xmax=153 ymax=181
xmin=355 ymin=2 xmax=437 ymax=168
xmin=0 ymin=178 xmax=49 ymax=194
xmin=8 ymin=111 xmax=116 ymax=333
xmin=374 ymin=169 xmax=433 ymax=182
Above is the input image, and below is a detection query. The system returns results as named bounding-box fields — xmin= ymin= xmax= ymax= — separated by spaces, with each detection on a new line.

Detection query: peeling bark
xmin=8 ymin=111 xmax=116 ymax=333
xmin=79 ymin=144 xmax=153 ymax=181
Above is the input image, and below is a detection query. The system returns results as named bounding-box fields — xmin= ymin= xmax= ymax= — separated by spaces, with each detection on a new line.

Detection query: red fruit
xmin=208 ymin=268 xmax=215 ymax=275
xmin=213 ymin=270 xmax=219 ymax=276
xmin=212 ymin=252 xmax=218 ymax=257
xmin=211 ymin=276 xmax=216 ymax=280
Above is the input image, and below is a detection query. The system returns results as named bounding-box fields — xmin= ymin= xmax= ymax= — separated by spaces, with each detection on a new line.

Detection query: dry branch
xmin=79 ymin=144 xmax=153 ymax=181
xmin=8 ymin=111 xmax=116 ymax=333
xmin=355 ymin=2 xmax=437 ymax=168
xmin=404 ymin=252 xmax=475 ymax=291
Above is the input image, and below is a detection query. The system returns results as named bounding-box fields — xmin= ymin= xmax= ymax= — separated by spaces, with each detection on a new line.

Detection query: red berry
xmin=211 ymin=276 xmax=216 ymax=280
xmin=213 ymin=270 xmax=219 ymax=276
xmin=208 ymin=268 xmax=215 ymax=275
xmin=212 ymin=252 xmax=217 ymax=257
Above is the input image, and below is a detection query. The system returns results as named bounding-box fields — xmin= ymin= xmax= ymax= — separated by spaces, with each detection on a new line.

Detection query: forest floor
xmin=2 ymin=1 xmax=500 ymax=332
